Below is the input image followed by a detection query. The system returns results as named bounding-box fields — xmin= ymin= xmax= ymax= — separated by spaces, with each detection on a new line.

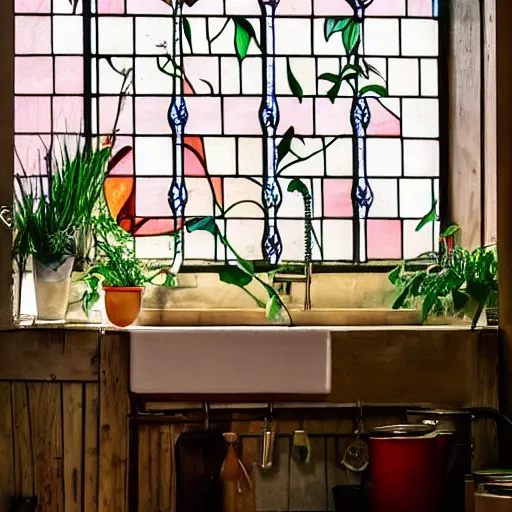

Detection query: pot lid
xmin=483 ymin=483 xmax=512 ymax=497
xmin=369 ymin=424 xmax=436 ymax=438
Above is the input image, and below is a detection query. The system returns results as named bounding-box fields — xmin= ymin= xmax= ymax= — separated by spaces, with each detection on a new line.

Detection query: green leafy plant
xmin=81 ymin=212 xmax=146 ymax=313
xmin=186 ymin=216 xmax=293 ymax=324
xmin=389 ymin=225 xmax=498 ymax=328
xmin=14 ymin=138 xmax=112 ymax=272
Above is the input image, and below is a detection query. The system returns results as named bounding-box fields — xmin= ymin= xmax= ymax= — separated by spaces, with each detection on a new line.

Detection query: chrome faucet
xmin=273 ymin=263 xmax=312 ymax=311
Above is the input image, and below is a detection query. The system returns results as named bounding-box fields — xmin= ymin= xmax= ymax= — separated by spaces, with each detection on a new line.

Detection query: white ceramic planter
xmin=33 ymin=256 xmax=75 ymax=321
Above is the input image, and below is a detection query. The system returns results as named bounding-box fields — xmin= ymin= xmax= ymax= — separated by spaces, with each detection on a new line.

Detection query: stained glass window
xmin=14 ymin=0 xmax=442 ymax=267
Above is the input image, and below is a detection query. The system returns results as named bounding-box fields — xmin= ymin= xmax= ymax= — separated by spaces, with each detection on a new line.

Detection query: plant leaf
xmin=388 ymin=265 xmax=402 ymax=285
xmin=233 ymin=17 xmax=256 ymax=60
xmin=327 ymin=79 xmax=342 ymax=104
xmin=318 ymin=72 xmax=340 ymax=84
xmin=362 ymin=60 xmax=385 ymax=80
xmin=287 ymin=178 xmax=309 ymax=196
xmin=340 ymin=63 xmax=361 ymax=81
xmin=415 ymin=200 xmax=438 ymax=232
xmin=286 ymin=58 xmax=304 ymax=103
xmin=265 ymin=294 xmax=282 ymax=321
xmin=219 ymin=266 xmax=253 ymax=288
xmin=277 ymin=126 xmax=295 ymax=164
xmin=185 ymin=216 xmax=218 ymax=235
xmin=440 ymin=224 xmax=461 ymax=238
xmin=342 ymin=19 xmax=360 ymax=55
xmin=183 ymin=17 xmax=193 ymax=52
xmin=452 ymin=289 xmax=470 ymax=312
xmin=324 ymin=17 xmax=350 ymax=41
xmin=359 ymin=84 xmax=388 ymax=97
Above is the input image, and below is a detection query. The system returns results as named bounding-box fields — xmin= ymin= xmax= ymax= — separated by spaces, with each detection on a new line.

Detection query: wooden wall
xmin=0 ymin=327 xmax=501 ymax=512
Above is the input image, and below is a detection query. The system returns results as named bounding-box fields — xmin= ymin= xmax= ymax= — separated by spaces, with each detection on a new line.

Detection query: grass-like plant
xmin=14 ymin=139 xmax=112 ymax=272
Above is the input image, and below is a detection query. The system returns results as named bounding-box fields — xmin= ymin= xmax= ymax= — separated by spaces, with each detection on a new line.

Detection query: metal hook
xmin=268 ymin=402 xmax=274 ymax=423
xmin=204 ymin=401 xmax=210 ymax=431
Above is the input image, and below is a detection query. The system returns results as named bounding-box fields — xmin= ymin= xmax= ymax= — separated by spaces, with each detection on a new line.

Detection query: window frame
xmin=0 ymin=0 xmax=497 ymax=328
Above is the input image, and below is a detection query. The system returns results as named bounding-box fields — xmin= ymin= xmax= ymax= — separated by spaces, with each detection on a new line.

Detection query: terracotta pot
xmin=104 ymin=286 xmax=144 ymax=327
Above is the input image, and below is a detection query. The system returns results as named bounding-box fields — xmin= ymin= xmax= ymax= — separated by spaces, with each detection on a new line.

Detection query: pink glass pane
xmin=224 ymin=97 xmax=260 ymax=136
xmin=323 ymin=179 xmax=353 ymax=217
xmin=367 ymin=100 xmax=401 ymax=136
xmin=15 ymin=16 xmax=51 ymax=54
xmin=134 ymin=97 xmax=171 ymax=135
xmin=55 ymin=56 xmax=83 ymax=94
xmin=366 ymin=0 xmax=406 ymax=16
xmin=367 ymin=220 xmax=402 ymax=259
xmin=100 ymin=96 xmax=133 ymax=134
xmin=15 ymin=96 xmax=51 ymax=133
xmin=313 ymin=0 xmax=352 ymax=15
xmin=14 ymin=135 xmax=51 ymax=175
xmin=135 ymin=178 xmax=173 ymax=216
xmin=97 ymin=0 xmax=125 ymax=14
xmin=408 ymin=0 xmax=434 ymax=17
xmin=15 ymin=57 xmax=53 ymax=94
xmin=277 ymin=98 xmax=314 ymax=136
xmin=315 ymin=98 xmax=352 ymax=136
xmin=127 ymin=0 xmax=173 ymax=14
xmin=185 ymin=97 xmax=222 ymax=135
xmin=53 ymin=96 xmax=84 ymax=133
xmin=15 ymin=0 xmax=51 ymax=13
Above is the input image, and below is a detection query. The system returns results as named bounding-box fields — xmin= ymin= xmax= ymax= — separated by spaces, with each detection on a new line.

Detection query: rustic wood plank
xmin=28 ymin=382 xmax=63 ymax=512
xmin=0 ymin=330 xmax=99 ymax=381
xmin=0 ymin=383 xmax=14 ymax=512
xmin=484 ymin=0 xmax=497 ymax=244
xmin=448 ymin=0 xmax=482 ymax=249
xmin=289 ymin=437 xmax=327 ymax=511
xmin=98 ymin=333 xmax=130 ymax=512
xmin=137 ymin=425 xmax=151 ymax=512
xmin=159 ymin=425 xmax=173 ymax=512
xmin=63 ymin=384 xmax=83 ymax=512
xmin=0 ymin=0 xmax=14 ymax=330
xmin=11 ymin=383 xmax=34 ymax=498
xmin=84 ymin=383 xmax=99 ymax=512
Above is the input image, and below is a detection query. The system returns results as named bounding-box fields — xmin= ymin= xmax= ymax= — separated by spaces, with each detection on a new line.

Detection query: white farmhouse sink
xmin=130 ymin=328 xmax=331 ymax=395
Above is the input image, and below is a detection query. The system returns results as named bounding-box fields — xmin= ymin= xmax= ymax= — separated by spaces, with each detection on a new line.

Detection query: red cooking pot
xmin=369 ymin=424 xmax=450 ymax=512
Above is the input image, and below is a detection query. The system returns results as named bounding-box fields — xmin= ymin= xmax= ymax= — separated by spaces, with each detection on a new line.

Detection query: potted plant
xmin=389 ymin=225 xmax=498 ymax=328
xmin=13 ymin=139 xmax=111 ymax=321
xmin=82 ymin=212 xmax=146 ymax=327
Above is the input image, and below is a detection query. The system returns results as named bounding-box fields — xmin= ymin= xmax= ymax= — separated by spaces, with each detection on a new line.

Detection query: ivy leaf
xmin=440 ymin=224 xmax=461 ymax=238
xmin=186 ymin=216 xmax=218 ymax=235
xmin=277 ymin=126 xmax=295 ymax=164
xmin=342 ymin=19 xmax=361 ymax=55
xmin=324 ymin=17 xmax=351 ymax=41
xmin=286 ymin=58 xmax=304 ymax=103
xmin=265 ymin=294 xmax=282 ymax=322
xmin=219 ymin=266 xmax=253 ymax=288
xmin=233 ymin=17 xmax=256 ymax=60
xmin=359 ymin=84 xmax=388 ymax=97
xmin=415 ymin=200 xmax=438 ymax=232
xmin=318 ymin=72 xmax=340 ymax=84
xmin=287 ymin=178 xmax=309 ymax=196
xmin=327 ymin=79 xmax=342 ymax=104
xmin=183 ymin=17 xmax=193 ymax=52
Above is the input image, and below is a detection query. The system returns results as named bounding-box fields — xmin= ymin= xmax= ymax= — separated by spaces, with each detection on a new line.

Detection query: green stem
xmin=278 ymin=137 xmax=339 ymax=175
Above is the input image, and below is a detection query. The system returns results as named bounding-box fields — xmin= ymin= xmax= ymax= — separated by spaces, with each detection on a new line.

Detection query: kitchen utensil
xmin=342 ymin=401 xmax=369 ymax=473
xmin=175 ymin=430 xmax=225 ymax=512
xmin=260 ymin=404 xmax=276 ymax=470
xmin=369 ymin=424 xmax=449 ymax=512
xmin=292 ymin=430 xmax=312 ymax=465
